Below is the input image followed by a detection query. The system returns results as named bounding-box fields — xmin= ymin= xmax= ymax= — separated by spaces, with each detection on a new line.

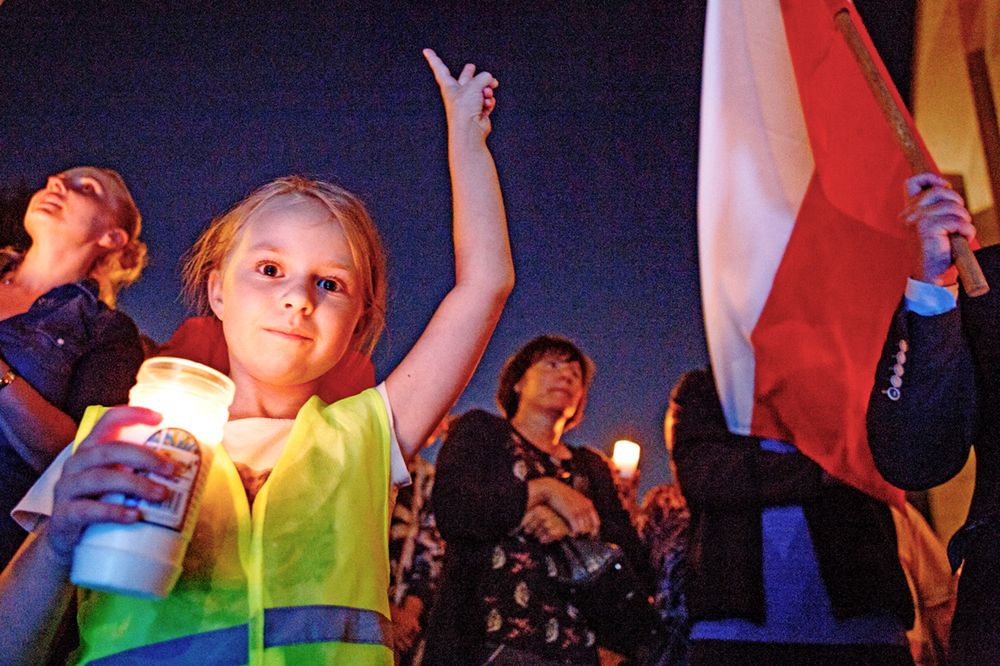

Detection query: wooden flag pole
xmin=834 ymin=8 xmax=989 ymax=297
xmin=957 ymin=0 xmax=1000 ymax=232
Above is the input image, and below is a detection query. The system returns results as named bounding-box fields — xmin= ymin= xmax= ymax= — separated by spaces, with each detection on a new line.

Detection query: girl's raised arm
xmin=385 ymin=49 xmax=514 ymax=458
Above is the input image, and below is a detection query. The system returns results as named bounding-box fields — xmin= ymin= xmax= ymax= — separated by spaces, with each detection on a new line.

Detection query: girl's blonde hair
xmin=182 ymin=176 xmax=388 ymax=355
xmin=84 ymin=168 xmax=147 ymax=307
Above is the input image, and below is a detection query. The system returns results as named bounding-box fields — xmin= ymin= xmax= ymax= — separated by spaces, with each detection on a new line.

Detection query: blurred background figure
xmin=669 ymin=369 xmax=914 ymax=666
xmin=389 ymin=417 xmax=450 ymax=666
xmin=638 ymin=484 xmax=691 ymax=666
xmin=891 ymin=503 xmax=957 ymax=666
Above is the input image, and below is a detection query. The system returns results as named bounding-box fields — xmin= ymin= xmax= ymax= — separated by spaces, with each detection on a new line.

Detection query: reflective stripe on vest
xmin=88 ymin=624 xmax=246 ymax=665
xmin=88 ymin=605 xmax=391 ymax=664
xmin=264 ymin=604 xmax=391 ymax=647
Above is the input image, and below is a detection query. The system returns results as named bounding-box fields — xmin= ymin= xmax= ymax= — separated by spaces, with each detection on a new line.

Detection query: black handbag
xmin=552 ymin=537 xmax=624 ymax=587
xmin=551 ymin=537 xmax=665 ymax=663
xmin=543 ymin=452 xmax=667 ymax=663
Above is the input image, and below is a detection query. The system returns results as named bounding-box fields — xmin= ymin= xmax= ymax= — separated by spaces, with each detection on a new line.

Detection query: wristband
xmin=0 ymin=367 xmax=16 ymax=391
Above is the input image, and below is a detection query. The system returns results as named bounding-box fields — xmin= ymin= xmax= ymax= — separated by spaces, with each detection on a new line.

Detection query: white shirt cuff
xmin=904 ymin=277 xmax=958 ymax=316
xmin=12 ymin=444 xmax=72 ymax=532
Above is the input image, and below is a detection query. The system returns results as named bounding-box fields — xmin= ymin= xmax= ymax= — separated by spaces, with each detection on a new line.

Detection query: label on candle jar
xmin=106 ymin=427 xmax=207 ymax=535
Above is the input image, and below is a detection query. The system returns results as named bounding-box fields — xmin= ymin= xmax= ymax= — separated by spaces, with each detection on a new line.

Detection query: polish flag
xmin=698 ymin=0 xmax=932 ymax=506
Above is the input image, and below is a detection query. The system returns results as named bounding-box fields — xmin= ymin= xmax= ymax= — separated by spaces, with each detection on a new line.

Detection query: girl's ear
xmin=98 ymin=227 xmax=128 ymax=251
xmin=207 ymin=269 xmax=225 ymax=320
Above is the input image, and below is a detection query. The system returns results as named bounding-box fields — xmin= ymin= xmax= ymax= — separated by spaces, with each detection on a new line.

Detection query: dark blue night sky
xmin=0 ymin=1 xmax=912 ymax=493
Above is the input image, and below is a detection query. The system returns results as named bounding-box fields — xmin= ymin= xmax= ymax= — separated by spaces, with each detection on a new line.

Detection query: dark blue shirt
xmin=0 ymin=270 xmax=144 ymax=566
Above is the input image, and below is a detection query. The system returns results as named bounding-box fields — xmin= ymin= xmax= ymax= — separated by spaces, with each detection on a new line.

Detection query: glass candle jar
xmin=71 ymin=357 xmax=235 ymax=599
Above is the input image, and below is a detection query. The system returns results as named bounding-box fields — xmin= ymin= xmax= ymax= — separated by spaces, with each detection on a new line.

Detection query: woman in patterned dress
xmin=424 ymin=335 xmax=654 ymax=665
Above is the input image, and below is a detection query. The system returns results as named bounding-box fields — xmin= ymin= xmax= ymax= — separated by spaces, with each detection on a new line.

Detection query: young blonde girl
xmin=0 ymin=49 xmax=512 ymax=665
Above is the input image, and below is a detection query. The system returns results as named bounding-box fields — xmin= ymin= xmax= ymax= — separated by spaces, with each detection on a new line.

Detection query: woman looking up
xmin=0 ymin=166 xmax=146 ymax=566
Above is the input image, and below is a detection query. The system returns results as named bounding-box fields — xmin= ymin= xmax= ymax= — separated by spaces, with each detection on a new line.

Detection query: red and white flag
xmin=698 ymin=0 xmax=932 ymax=506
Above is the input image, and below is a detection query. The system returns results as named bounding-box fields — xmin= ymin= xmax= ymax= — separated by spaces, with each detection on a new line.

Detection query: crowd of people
xmin=0 ymin=50 xmax=990 ymax=666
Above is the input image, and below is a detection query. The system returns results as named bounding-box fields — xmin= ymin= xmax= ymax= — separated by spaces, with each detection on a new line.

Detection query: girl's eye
xmin=317 ymin=278 xmax=340 ymax=292
xmin=257 ymin=262 xmax=281 ymax=278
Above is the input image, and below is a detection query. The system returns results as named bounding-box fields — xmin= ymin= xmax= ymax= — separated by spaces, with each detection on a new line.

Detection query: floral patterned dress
xmin=388 ymin=455 xmax=445 ymax=665
xmin=475 ymin=429 xmax=598 ymax=662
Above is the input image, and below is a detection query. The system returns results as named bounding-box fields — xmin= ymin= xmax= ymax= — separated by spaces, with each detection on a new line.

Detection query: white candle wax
xmin=612 ymin=439 xmax=641 ymax=479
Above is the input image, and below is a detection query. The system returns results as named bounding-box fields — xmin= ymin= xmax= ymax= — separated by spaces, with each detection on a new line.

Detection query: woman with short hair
xmin=425 ymin=335 xmax=657 ymax=665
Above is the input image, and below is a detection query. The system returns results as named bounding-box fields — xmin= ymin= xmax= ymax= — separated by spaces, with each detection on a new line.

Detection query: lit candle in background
xmin=612 ymin=439 xmax=641 ymax=479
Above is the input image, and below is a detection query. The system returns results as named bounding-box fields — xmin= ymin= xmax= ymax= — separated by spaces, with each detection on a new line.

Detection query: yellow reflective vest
xmin=72 ymin=390 xmax=394 ymax=665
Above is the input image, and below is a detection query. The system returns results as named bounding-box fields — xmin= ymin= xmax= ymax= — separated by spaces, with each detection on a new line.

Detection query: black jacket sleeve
xmin=431 ymin=410 xmax=529 ymax=543
xmin=66 ymin=311 xmax=144 ymax=421
xmin=867 ymin=302 xmax=977 ymax=490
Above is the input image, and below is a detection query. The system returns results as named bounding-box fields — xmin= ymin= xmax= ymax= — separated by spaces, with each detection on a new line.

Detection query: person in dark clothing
xmin=638 ymin=483 xmax=691 ymax=666
xmin=424 ymin=335 xmax=656 ymax=665
xmin=388 ymin=419 xmax=449 ymax=666
xmin=867 ymin=171 xmax=999 ymax=665
xmin=0 ymin=167 xmax=146 ymax=568
xmin=669 ymin=369 xmax=914 ymax=666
